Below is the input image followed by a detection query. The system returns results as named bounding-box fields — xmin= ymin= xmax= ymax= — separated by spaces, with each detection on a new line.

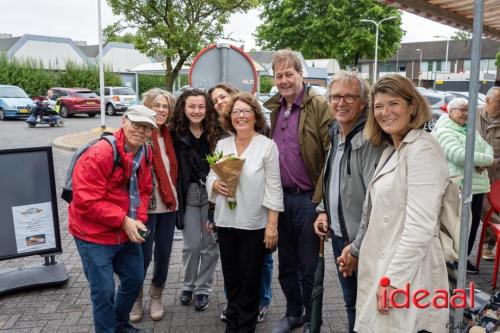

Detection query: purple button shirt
xmin=273 ymin=86 xmax=314 ymax=190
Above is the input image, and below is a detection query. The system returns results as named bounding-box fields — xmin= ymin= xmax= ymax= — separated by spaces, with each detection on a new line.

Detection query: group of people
xmin=68 ymin=47 xmax=500 ymax=333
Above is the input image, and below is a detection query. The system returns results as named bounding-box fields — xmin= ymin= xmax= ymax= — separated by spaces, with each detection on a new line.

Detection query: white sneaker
xmin=483 ymin=248 xmax=495 ymax=261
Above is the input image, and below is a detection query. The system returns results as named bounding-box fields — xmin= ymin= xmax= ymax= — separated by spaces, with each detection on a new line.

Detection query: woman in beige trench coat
xmin=352 ymin=75 xmax=449 ymax=333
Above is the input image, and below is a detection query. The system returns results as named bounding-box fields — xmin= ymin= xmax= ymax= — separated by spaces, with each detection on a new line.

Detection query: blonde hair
xmin=364 ymin=75 xmax=431 ymax=146
xmin=142 ymin=88 xmax=176 ymax=123
xmin=272 ymin=49 xmax=302 ymax=73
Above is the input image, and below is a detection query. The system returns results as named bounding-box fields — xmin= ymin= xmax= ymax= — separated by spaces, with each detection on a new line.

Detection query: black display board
xmin=0 ymin=146 xmax=62 ymax=260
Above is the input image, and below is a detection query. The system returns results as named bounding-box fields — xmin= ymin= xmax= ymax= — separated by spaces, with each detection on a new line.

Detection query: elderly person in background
xmin=353 ymin=75 xmax=449 ymax=333
xmin=264 ymin=49 xmax=331 ymax=333
xmin=432 ymin=97 xmax=494 ymax=274
xmin=477 ymin=86 xmax=500 ymax=260
xmin=313 ymin=71 xmax=383 ymax=333
xmin=207 ymin=92 xmax=284 ymax=333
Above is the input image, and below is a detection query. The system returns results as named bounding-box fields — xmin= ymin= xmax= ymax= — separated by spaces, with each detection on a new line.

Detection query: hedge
xmin=0 ymin=53 xmax=121 ymax=96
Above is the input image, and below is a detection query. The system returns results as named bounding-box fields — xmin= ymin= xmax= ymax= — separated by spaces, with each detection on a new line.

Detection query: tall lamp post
xmin=97 ymin=0 xmax=106 ymax=130
xmin=434 ymin=35 xmax=450 ymax=73
xmin=416 ymin=48 xmax=423 ymax=86
xmin=360 ymin=16 xmax=397 ymax=82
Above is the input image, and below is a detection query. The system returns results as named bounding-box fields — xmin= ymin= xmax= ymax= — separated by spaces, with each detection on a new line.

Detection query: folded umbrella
xmin=310 ymin=237 xmax=325 ymax=333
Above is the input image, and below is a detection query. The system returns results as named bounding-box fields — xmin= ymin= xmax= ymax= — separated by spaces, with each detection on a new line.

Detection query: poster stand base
xmin=0 ymin=256 xmax=68 ymax=295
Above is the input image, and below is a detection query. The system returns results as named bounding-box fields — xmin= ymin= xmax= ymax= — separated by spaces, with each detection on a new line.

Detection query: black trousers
xmin=468 ymin=193 xmax=485 ymax=256
xmin=277 ymin=191 xmax=319 ymax=322
xmin=218 ymin=227 xmax=265 ymax=333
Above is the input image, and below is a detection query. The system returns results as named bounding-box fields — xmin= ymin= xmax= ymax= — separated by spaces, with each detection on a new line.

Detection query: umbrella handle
xmin=319 ymin=237 xmax=325 ymax=258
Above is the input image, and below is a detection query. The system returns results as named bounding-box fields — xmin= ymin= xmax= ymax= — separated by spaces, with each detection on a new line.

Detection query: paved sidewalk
xmin=0 ymin=130 xmax=497 ymax=332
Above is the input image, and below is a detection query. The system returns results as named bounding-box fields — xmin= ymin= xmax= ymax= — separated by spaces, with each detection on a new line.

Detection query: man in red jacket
xmin=69 ymin=105 xmax=156 ymax=333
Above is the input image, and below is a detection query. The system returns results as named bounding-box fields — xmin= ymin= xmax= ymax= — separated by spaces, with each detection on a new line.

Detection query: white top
xmin=206 ymin=134 xmax=284 ymax=230
xmin=148 ymin=135 xmax=178 ymax=214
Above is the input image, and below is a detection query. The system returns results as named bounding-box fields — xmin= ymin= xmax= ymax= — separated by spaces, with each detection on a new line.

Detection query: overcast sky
xmin=0 ymin=0 xmax=459 ymax=50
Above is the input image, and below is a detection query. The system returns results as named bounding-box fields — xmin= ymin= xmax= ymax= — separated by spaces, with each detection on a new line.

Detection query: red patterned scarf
xmin=152 ymin=126 xmax=178 ymax=210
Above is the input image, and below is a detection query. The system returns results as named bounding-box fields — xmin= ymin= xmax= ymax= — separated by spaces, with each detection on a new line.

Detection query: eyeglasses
xmin=231 ymin=108 xmax=254 ymax=116
xmin=130 ymin=121 xmax=154 ymax=132
xmin=329 ymin=94 xmax=360 ymax=104
xmin=280 ymin=108 xmax=292 ymax=130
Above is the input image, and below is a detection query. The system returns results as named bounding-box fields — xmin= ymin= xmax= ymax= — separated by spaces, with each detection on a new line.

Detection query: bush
xmin=260 ymin=76 xmax=274 ymax=94
xmin=137 ymin=74 xmax=188 ymax=96
xmin=0 ymin=53 xmax=121 ymax=96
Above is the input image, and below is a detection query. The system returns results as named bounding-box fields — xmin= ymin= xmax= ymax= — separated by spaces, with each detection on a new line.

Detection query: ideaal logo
xmin=379 ymin=276 xmax=474 ymax=309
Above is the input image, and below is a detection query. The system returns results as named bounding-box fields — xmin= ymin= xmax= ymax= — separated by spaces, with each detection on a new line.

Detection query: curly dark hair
xmin=221 ymin=92 xmax=266 ymax=134
xmin=173 ymin=88 xmax=224 ymax=152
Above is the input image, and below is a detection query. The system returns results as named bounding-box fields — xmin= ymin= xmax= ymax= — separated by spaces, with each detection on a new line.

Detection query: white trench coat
xmin=355 ymin=129 xmax=450 ymax=333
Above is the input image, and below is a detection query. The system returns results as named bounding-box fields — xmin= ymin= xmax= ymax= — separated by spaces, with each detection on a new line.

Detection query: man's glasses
xmin=231 ymin=108 xmax=254 ymax=116
xmin=130 ymin=121 xmax=154 ymax=132
xmin=281 ymin=109 xmax=291 ymax=130
xmin=328 ymin=94 xmax=360 ymax=104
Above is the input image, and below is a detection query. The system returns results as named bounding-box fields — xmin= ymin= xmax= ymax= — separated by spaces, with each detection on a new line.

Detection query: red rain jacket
xmin=68 ymin=129 xmax=152 ymax=245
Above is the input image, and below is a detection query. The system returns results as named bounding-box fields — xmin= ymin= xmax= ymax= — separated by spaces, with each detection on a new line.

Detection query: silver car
xmin=102 ymin=86 xmax=138 ymax=116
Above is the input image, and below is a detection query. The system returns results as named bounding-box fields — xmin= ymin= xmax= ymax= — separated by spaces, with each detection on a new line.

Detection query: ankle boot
xmin=129 ymin=287 xmax=143 ymax=323
xmin=149 ymin=285 xmax=165 ymax=321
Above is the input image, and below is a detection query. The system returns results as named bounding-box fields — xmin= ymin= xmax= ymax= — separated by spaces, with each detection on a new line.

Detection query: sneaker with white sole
xmin=220 ymin=306 xmax=227 ymax=322
xmin=483 ymin=248 xmax=495 ymax=261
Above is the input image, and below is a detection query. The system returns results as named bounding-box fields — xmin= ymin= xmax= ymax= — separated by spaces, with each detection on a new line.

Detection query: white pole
xmin=416 ymin=48 xmax=423 ymax=86
xmin=374 ymin=23 xmax=379 ymax=81
xmin=360 ymin=16 xmax=397 ymax=83
xmin=445 ymin=38 xmax=450 ymax=72
xmin=97 ymin=0 xmax=106 ymax=130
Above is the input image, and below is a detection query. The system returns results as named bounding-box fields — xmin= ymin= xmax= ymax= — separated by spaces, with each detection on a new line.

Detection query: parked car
xmin=50 ymin=88 xmax=100 ymax=118
xmin=100 ymin=86 xmax=137 ymax=116
xmin=0 ymin=85 xmax=34 ymax=120
xmin=416 ymin=88 xmax=455 ymax=131
xmin=447 ymin=91 xmax=486 ymax=106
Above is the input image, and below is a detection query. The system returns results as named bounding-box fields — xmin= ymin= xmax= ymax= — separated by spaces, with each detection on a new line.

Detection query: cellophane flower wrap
xmin=206 ymin=151 xmax=245 ymax=209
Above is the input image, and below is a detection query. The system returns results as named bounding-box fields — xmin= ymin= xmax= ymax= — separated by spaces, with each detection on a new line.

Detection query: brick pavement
xmin=0 ymin=117 xmax=497 ymax=332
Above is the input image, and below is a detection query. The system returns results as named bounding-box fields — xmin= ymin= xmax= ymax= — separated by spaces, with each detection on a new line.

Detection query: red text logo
xmin=379 ymin=276 xmax=474 ymax=309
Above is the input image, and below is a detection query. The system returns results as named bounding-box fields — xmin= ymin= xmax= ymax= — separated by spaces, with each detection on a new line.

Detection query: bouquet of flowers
xmin=206 ymin=151 xmax=245 ymax=209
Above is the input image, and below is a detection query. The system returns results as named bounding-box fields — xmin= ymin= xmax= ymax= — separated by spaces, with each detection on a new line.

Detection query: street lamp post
xmin=434 ymin=35 xmax=450 ymax=73
xmin=361 ymin=16 xmax=397 ymax=82
xmin=416 ymin=48 xmax=423 ymax=86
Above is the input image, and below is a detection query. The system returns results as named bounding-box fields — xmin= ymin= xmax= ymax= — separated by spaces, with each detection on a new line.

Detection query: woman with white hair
xmin=432 ymin=97 xmax=494 ymax=273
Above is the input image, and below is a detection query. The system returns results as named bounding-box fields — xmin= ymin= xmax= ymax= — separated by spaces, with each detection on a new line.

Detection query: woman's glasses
xmin=231 ymin=108 xmax=254 ymax=116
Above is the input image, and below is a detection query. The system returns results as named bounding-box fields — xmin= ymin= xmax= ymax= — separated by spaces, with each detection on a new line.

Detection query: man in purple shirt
xmin=263 ymin=49 xmax=331 ymax=333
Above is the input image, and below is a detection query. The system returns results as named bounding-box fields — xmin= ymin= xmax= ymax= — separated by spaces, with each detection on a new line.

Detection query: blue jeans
xmin=259 ymin=253 xmax=273 ymax=307
xmin=332 ymin=235 xmax=357 ymax=333
xmin=277 ymin=191 xmax=319 ymax=322
xmin=74 ymin=238 xmax=144 ymax=333
xmin=141 ymin=212 xmax=177 ymax=287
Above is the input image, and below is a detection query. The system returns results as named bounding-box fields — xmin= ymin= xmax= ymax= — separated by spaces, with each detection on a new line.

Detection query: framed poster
xmin=0 ymin=146 xmax=62 ymax=260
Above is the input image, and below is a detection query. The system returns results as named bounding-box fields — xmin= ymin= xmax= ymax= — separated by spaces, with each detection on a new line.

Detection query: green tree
xmin=495 ymin=49 xmax=500 ymax=67
xmin=106 ymin=0 xmax=258 ymax=91
xmin=104 ymin=25 xmax=138 ymax=44
xmin=255 ymin=0 xmax=403 ymax=67
xmin=451 ymin=30 xmax=472 ymax=41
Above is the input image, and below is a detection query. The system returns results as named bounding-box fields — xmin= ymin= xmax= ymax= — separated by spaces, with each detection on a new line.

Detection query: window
xmin=420 ymin=61 xmax=429 ymax=72
xmin=361 ymin=64 xmax=369 ymax=74
xmin=114 ymin=87 xmax=135 ymax=95
xmin=464 ymin=60 xmax=471 ymax=71
xmin=75 ymin=91 xmax=98 ymax=98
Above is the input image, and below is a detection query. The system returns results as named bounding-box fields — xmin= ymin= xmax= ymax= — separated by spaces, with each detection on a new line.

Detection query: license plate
xmin=87 ymin=101 xmax=96 ymax=105
xmin=19 ymin=108 xmax=29 ymax=113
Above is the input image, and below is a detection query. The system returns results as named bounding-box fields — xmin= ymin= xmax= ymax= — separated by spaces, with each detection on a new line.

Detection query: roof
xmin=79 ymin=45 xmax=99 ymax=57
xmin=358 ymin=38 xmax=500 ymax=63
xmin=0 ymin=37 xmax=20 ymax=52
xmin=378 ymin=0 xmax=500 ymax=40
xmin=247 ymin=51 xmax=274 ymax=65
